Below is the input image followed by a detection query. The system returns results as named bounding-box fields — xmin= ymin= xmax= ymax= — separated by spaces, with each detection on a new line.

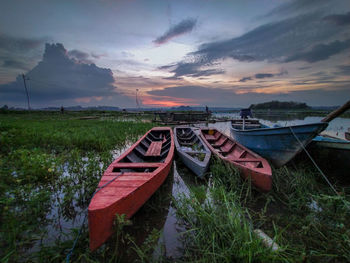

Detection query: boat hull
xmin=174 ymin=127 xmax=211 ymax=178
xmin=230 ymin=122 xmax=328 ymax=167
xmin=200 ymin=128 xmax=272 ymax=192
xmin=306 ymin=135 xmax=350 ymax=173
xmin=88 ymin=127 xmax=174 ymax=251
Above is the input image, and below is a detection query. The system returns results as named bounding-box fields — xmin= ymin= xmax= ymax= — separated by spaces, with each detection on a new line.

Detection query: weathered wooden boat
xmin=306 ymin=134 xmax=350 ymax=174
xmin=230 ymin=121 xmax=328 ymax=167
xmin=88 ymin=127 xmax=174 ymax=251
xmin=200 ymin=128 xmax=272 ymax=192
xmin=311 ymin=134 xmax=350 ymax=150
xmin=174 ymin=127 xmax=211 ymax=178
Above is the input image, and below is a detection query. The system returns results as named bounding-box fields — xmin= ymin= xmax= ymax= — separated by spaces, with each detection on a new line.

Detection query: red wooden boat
xmin=200 ymin=128 xmax=272 ymax=192
xmin=88 ymin=127 xmax=174 ymax=251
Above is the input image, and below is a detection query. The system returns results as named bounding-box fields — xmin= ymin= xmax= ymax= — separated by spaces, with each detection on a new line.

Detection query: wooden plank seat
xmin=178 ymin=133 xmax=196 ymax=141
xmin=113 ymin=163 xmax=162 ymax=168
xmin=218 ymin=143 xmax=236 ymax=154
xmin=180 ymin=142 xmax=194 ymax=146
xmin=213 ymin=138 xmax=228 ymax=148
xmin=145 ymin=141 xmax=163 ymax=156
xmin=228 ymin=158 xmax=262 ymax=163
xmin=205 ymin=134 xmax=218 ymax=141
xmin=184 ymin=151 xmax=205 ymax=154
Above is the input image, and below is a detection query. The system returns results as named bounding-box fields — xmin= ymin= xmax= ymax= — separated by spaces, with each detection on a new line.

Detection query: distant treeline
xmin=249 ymin=101 xmax=310 ymax=110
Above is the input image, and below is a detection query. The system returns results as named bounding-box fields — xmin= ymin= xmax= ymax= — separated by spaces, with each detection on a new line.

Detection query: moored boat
xmin=88 ymin=127 xmax=174 ymax=251
xmin=200 ymin=128 xmax=272 ymax=192
xmin=174 ymin=126 xmax=211 ymax=178
xmin=306 ymin=134 xmax=350 ymax=173
xmin=311 ymin=134 xmax=350 ymax=150
xmin=230 ymin=121 xmax=328 ymax=167
xmin=346 ymin=129 xmax=350 ymax=141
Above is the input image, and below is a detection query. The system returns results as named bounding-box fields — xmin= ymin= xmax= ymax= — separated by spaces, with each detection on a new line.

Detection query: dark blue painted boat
xmin=230 ymin=121 xmax=328 ymax=167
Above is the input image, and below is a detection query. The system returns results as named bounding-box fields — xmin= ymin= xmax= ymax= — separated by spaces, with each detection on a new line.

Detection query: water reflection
xmin=27 ymin=112 xmax=350 ymax=260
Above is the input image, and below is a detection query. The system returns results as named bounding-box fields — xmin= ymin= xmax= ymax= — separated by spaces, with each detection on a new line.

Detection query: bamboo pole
xmin=321 ymin=100 xmax=350 ymax=123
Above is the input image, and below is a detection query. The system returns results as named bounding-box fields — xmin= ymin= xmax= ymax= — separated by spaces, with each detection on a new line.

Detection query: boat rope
xmin=66 ymin=172 xmax=124 ymax=263
xmin=288 ymin=126 xmax=339 ymax=196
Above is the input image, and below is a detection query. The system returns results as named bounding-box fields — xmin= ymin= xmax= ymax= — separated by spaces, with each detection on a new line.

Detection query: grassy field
xmin=1 ymin=111 xmax=349 ymax=262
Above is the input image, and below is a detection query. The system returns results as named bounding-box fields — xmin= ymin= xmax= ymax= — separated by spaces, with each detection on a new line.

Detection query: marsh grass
xmin=172 ymin=157 xmax=350 ymax=262
xmin=1 ymin=111 xmax=350 ymax=262
xmin=173 ymin=158 xmax=285 ymax=262
xmin=0 ymin=111 xmax=154 ymax=262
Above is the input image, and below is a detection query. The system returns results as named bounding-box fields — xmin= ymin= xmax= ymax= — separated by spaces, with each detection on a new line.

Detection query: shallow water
xmin=25 ymin=112 xmax=350 ymax=260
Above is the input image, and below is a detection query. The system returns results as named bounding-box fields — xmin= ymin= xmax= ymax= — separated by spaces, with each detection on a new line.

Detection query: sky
xmin=0 ymin=0 xmax=349 ymax=108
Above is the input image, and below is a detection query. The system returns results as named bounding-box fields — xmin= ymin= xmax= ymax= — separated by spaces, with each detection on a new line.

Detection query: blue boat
xmin=230 ymin=120 xmax=328 ymax=167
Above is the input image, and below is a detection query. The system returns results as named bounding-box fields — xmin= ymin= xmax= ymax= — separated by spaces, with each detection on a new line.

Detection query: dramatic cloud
xmin=0 ymin=33 xmax=45 ymax=71
xmin=68 ymin=49 xmax=92 ymax=63
xmin=239 ymin=70 xmax=288 ymax=82
xmin=323 ymin=12 xmax=350 ymax=26
xmin=262 ymin=0 xmax=331 ymax=18
xmin=159 ymin=61 xmax=224 ymax=78
xmin=153 ymin=18 xmax=197 ymax=45
xmin=194 ymin=13 xmax=349 ymax=64
xmin=2 ymin=59 xmax=30 ymax=70
xmin=0 ymin=43 xmax=120 ymax=106
xmin=0 ymin=34 xmax=44 ymax=52
xmin=285 ymin=39 xmax=350 ymax=63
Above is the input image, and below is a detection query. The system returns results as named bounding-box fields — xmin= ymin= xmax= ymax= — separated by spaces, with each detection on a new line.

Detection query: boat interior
xmin=231 ymin=119 xmax=264 ymax=130
xmin=176 ymin=127 xmax=206 ymax=152
xmin=202 ymin=129 xmax=264 ymax=168
xmin=114 ymin=129 xmax=172 ymax=173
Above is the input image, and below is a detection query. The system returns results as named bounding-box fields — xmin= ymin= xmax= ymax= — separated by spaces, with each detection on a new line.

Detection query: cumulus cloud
xmin=0 ymin=43 xmax=119 ymax=106
xmin=67 ymin=49 xmax=93 ymax=63
xmin=153 ymin=18 xmax=197 ymax=45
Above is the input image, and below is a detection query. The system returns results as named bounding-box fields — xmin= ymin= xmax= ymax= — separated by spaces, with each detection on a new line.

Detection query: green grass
xmin=0 ymin=111 xmax=155 ymax=262
xmin=172 ymin=158 xmax=350 ymax=262
xmin=1 ymin=111 xmax=349 ymax=262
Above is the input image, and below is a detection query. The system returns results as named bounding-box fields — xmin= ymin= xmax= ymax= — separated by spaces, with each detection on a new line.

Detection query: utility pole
xmin=136 ymin=89 xmax=140 ymax=109
xmin=22 ymin=74 xmax=31 ymax=110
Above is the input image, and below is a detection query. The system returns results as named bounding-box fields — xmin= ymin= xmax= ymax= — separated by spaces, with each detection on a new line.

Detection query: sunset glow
xmin=0 ymin=0 xmax=349 ymax=108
